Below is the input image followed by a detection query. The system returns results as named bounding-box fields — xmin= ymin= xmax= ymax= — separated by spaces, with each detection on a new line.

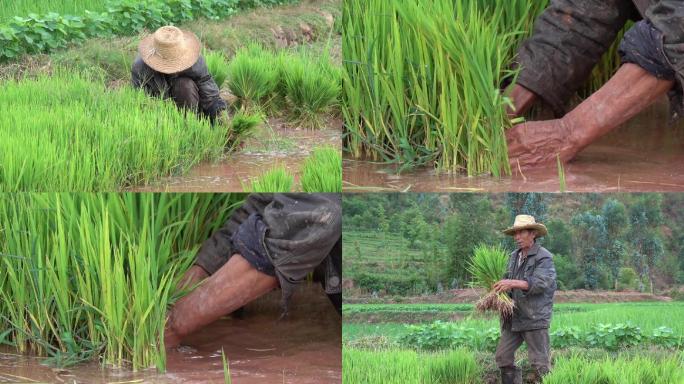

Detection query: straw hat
xmin=502 ymin=215 xmax=548 ymax=237
xmin=139 ymin=26 xmax=201 ymax=74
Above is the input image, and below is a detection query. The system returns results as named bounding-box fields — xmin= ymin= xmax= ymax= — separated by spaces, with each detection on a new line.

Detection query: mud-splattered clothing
xmin=194 ymin=194 xmax=342 ymax=316
xmin=131 ymin=55 xmax=227 ymax=122
xmin=516 ymin=0 xmax=684 ymax=119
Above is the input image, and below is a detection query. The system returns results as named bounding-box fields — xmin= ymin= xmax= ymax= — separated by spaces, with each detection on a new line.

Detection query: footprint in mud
xmin=175 ymin=345 xmax=198 ymax=354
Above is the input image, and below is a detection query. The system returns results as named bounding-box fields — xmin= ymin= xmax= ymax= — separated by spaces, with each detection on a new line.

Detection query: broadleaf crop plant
xmin=0 ymin=72 xmax=226 ymax=192
xmin=342 ymin=0 xmax=552 ymax=175
xmin=467 ymin=244 xmax=513 ymax=318
xmin=0 ymin=193 xmax=244 ymax=371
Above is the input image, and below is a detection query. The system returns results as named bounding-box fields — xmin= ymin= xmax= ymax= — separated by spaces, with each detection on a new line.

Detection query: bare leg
xmin=164 ymin=254 xmax=278 ymax=348
xmin=506 ymin=64 xmax=675 ymax=168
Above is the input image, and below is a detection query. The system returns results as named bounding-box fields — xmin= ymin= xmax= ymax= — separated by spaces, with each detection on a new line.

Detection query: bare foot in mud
xmin=506 ymin=118 xmax=582 ymax=168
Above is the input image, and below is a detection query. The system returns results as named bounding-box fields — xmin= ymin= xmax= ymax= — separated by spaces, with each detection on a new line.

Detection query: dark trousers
xmin=170 ymin=77 xmax=200 ymax=112
xmin=495 ymin=326 xmax=551 ymax=374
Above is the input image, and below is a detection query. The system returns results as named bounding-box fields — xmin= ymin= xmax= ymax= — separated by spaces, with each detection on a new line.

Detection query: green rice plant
xmin=300 ymin=146 xmax=342 ymax=193
xmin=205 ymin=49 xmax=230 ymax=89
xmin=426 ymin=349 xmax=481 ymax=384
xmin=557 ymin=154 xmax=566 ymax=192
xmin=0 ymin=193 xmax=243 ymax=371
xmin=543 ymin=355 xmax=684 ymax=384
xmin=0 ymin=0 xmax=108 ymax=22
xmin=248 ymin=165 xmax=294 ymax=192
xmin=0 ymin=71 xmax=226 ymax=192
xmin=222 ymin=347 xmax=232 ymax=384
xmin=279 ymin=50 xmax=341 ymax=129
xmin=227 ymin=43 xmax=279 ymax=111
xmin=224 ymin=110 xmax=263 ymax=152
xmin=467 ymin=244 xmax=513 ymax=318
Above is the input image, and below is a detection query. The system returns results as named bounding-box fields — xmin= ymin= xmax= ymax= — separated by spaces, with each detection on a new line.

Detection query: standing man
xmin=493 ymin=215 xmax=556 ymax=384
xmin=132 ymin=25 xmax=227 ymax=123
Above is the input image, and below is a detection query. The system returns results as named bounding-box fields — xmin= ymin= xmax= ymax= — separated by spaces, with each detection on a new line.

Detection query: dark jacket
xmin=194 ymin=193 xmax=342 ymax=315
xmin=131 ymin=55 xmax=227 ymax=118
xmin=516 ymin=0 xmax=684 ymax=118
xmin=504 ymin=243 xmax=556 ymax=332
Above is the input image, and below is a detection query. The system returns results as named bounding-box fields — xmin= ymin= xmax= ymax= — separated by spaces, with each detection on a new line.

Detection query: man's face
xmin=513 ymin=229 xmax=536 ymax=250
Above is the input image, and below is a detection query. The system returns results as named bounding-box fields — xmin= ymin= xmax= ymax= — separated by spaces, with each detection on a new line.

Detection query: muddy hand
xmin=506 ymin=119 xmax=580 ymax=168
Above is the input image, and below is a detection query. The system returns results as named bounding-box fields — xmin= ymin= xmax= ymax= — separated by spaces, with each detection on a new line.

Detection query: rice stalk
xmin=205 ymin=49 xmax=230 ymax=89
xmin=300 ymin=146 xmax=342 ymax=193
xmin=248 ymin=165 xmax=294 ymax=192
xmin=467 ymin=244 xmax=514 ymax=318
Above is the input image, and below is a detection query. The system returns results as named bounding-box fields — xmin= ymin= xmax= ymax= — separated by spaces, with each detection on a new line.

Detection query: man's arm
xmin=186 ymin=56 xmax=227 ymax=119
xmin=523 ymin=256 xmax=556 ymax=296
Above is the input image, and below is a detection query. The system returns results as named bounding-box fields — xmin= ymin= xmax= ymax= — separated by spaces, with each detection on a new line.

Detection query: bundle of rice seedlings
xmin=467 ymin=244 xmax=514 ymax=318
xmin=227 ymin=43 xmax=279 ymax=111
xmin=224 ymin=110 xmax=263 ymax=152
xmin=248 ymin=165 xmax=294 ymax=192
xmin=205 ymin=49 xmax=230 ymax=89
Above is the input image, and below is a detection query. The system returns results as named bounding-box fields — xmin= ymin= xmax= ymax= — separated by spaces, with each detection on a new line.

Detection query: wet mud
xmin=133 ymin=118 xmax=341 ymax=192
xmin=344 ymin=98 xmax=684 ymax=192
xmin=0 ymin=285 xmax=341 ymax=384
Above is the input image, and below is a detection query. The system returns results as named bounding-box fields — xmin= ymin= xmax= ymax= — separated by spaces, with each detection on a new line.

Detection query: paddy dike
xmin=0 ymin=285 xmax=341 ymax=384
xmin=343 ymin=98 xmax=684 ymax=192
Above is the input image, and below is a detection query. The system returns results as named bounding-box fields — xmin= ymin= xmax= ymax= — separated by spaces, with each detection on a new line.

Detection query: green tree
xmin=602 ymin=199 xmax=628 ymax=289
xmin=572 ymin=211 xmax=607 ymax=290
xmin=629 ymin=195 xmax=664 ymax=293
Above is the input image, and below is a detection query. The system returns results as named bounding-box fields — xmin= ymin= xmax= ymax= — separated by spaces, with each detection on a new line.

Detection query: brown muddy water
xmin=0 ymin=285 xmax=341 ymax=384
xmin=133 ymin=118 xmax=341 ymax=192
xmin=344 ymin=98 xmax=684 ymax=192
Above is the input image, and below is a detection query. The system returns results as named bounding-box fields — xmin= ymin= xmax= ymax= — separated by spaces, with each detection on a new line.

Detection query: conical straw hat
xmin=502 ymin=215 xmax=548 ymax=237
xmin=139 ymin=26 xmax=201 ymax=74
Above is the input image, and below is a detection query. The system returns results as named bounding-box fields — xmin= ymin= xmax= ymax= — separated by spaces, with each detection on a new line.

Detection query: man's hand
xmin=493 ymin=279 xmax=529 ymax=293
xmin=506 ymin=119 xmax=582 ymax=168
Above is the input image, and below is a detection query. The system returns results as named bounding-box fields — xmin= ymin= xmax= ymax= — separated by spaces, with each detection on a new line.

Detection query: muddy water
xmin=344 ymin=98 xmax=684 ymax=192
xmin=0 ymin=285 xmax=341 ymax=384
xmin=133 ymin=118 xmax=341 ymax=192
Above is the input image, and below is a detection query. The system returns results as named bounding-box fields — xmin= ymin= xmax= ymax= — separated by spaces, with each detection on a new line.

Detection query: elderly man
xmin=131 ymin=25 xmax=227 ymax=123
xmin=493 ymin=215 xmax=557 ymax=384
xmin=164 ymin=193 xmax=342 ymax=348
xmin=506 ymin=1 xmax=684 ymax=168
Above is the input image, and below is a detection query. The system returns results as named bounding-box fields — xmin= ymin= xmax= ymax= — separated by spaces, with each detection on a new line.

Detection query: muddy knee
xmin=171 ymin=77 xmax=200 ymax=110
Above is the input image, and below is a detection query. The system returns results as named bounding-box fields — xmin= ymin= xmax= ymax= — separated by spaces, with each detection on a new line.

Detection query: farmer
xmin=506 ymin=1 xmax=684 ymax=168
xmin=493 ymin=215 xmax=556 ymax=384
xmin=131 ymin=25 xmax=227 ymax=124
xmin=163 ymin=193 xmax=342 ymax=348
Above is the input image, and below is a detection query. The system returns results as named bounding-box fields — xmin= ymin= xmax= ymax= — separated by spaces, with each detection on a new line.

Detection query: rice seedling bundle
xmin=249 ymin=165 xmax=294 ymax=192
xmin=0 ymin=72 xmax=225 ymax=192
xmin=300 ymin=146 xmax=342 ymax=193
xmin=205 ymin=50 xmax=230 ymax=89
xmin=227 ymin=43 xmax=280 ymax=111
xmin=342 ymin=0 xmax=553 ymax=175
xmin=224 ymin=110 xmax=263 ymax=152
xmin=0 ymin=193 xmax=243 ymax=371
xmin=467 ymin=244 xmax=514 ymax=318
xmin=280 ymin=50 xmax=341 ymax=129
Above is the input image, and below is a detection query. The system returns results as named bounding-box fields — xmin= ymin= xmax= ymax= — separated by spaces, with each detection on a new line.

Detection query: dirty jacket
xmin=194 ymin=193 xmax=342 ymax=315
xmin=504 ymin=243 xmax=556 ymax=332
xmin=131 ymin=55 xmax=227 ymax=119
xmin=516 ymin=0 xmax=684 ymax=118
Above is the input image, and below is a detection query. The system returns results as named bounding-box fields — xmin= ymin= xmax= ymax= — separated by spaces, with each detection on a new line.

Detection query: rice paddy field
xmin=341 ymin=0 xmax=684 ymax=193
xmin=342 ymin=302 xmax=684 ymax=383
xmin=0 ymin=0 xmax=108 ymax=22
xmin=0 ymin=0 xmax=343 ymax=193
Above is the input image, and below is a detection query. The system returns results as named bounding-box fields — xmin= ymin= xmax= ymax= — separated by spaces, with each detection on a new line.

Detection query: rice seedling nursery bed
xmin=0 ymin=193 xmax=243 ymax=371
xmin=0 ymin=72 xmax=225 ymax=192
xmin=342 ymin=302 xmax=684 ymax=383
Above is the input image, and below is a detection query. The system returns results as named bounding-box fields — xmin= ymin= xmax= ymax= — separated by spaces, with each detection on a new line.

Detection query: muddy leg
xmin=164 ymin=253 xmax=278 ymax=348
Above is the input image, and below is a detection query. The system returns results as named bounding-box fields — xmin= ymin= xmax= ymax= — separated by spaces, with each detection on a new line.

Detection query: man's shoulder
xmin=536 ymin=246 xmax=554 ymax=259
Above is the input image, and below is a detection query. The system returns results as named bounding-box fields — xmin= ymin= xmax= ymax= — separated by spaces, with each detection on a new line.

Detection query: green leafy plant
xmin=300 ymin=146 xmax=342 ymax=192
xmin=467 ymin=244 xmax=513 ymax=318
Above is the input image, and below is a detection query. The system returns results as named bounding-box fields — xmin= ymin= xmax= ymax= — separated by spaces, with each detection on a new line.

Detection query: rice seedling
xmin=222 ymin=347 xmax=232 ymax=384
xmin=0 ymin=0 xmax=108 ymax=22
xmin=227 ymin=43 xmax=280 ymax=111
xmin=300 ymin=146 xmax=342 ymax=193
xmin=280 ymin=50 xmax=341 ymax=129
xmin=205 ymin=49 xmax=230 ymax=89
xmin=248 ymin=165 xmax=294 ymax=192
xmin=343 ymin=348 xmax=481 ymax=384
xmin=0 ymin=193 xmax=243 ymax=371
xmin=223 ymin=110 xmax=263 ymax=152
xmin=557 ymin=154 xmax=566 ymax=192
xmin=467 ymin=244 xmax=514 ymax=318
xmin=544 ymin=355 xmax=684 ymax=384
xmin=0 ymin=71 xmax=226 ymax=192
